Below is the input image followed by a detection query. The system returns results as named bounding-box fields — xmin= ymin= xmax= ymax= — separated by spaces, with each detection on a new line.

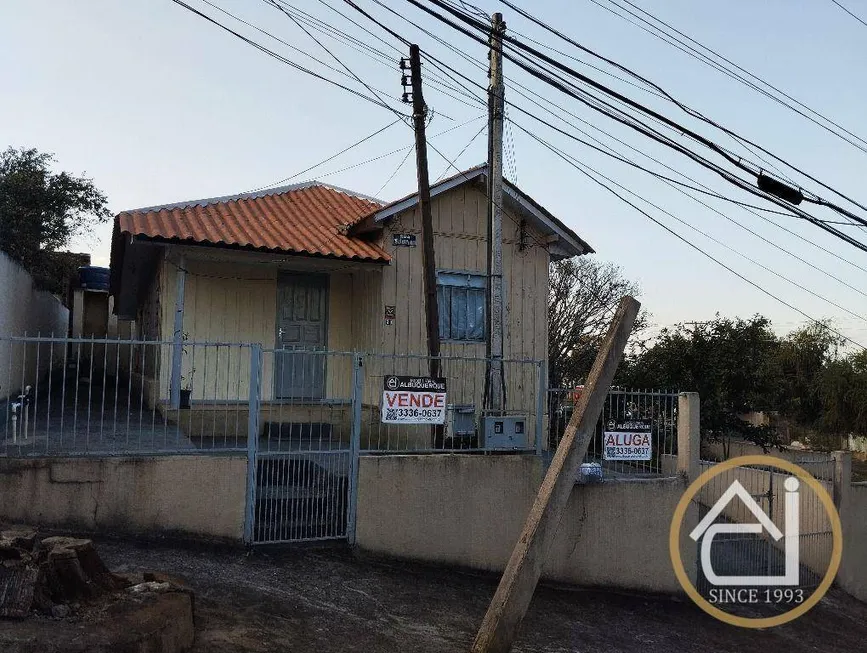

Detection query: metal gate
xmin=243 ymin=350 xmax=546 ymax=545
xmin=695 ymin=458 xmax=836 ymax=593
xmin=245 ymin=349 xmax=361 ymax=545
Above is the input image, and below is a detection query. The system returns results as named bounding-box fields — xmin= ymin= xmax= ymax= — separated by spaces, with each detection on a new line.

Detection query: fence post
xmin=535 ymin=361 xmax=546 ymax=456
xmin=243 ymin=344 xmax=262 ymax=545
xmin=677 ymin=392 xmax=700 ymax=482
xmin=832 ymin=451 xmax=852 ymax=515
xmin=346 ymin=353 xmax=364 ymax=545
xmin=169 ymin=254 xmax=186 ymax=409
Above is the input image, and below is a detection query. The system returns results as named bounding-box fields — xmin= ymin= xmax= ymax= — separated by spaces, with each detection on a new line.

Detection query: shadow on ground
xmin=92 ymin=538 xmax=867 ymax=653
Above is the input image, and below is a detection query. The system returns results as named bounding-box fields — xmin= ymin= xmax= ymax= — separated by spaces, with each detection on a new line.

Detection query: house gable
xmin=351 ymin=164 xmax=593 ymax=260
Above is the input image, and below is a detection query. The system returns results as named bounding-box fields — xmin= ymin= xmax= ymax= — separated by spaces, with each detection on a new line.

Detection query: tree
xmin=820 ymin=349 xmax=867 ymax=440
xmin=0 ymin=147 xmax=110 ymax=285
xmin=771 ymin=322 xmax=842 ymax=429
xmin=618 ymin=315 xmax=782 ymax=449
xmin=547 ymin=256 xmax=646 ymax=391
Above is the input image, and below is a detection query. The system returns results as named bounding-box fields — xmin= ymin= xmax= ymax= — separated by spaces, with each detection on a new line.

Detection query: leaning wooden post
xmin=471 ymin=296 xmax=640 ymax=653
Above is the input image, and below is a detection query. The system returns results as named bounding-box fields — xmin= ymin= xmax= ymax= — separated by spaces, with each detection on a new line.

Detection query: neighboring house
xmin=109 ymin=164 xmax=591 ymax=441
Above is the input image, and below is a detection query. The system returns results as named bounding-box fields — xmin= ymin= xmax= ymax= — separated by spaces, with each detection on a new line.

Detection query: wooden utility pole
xmin=486 ymin=12 xmax=506 ymax=412
xmin=408 ymin=44 xmax=441 ymax=379
xmin=471 ymin=297 xmax=641 ymax=653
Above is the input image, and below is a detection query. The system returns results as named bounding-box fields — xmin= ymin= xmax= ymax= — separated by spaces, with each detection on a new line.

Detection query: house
xmin=109 ymin=164 xmax=592 ymax=447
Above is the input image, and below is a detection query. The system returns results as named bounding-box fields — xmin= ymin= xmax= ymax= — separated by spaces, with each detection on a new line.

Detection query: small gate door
xmin=275 ymin=274 xmax=327 ymax=400
xmin=695 ymin=459 xmax=836 ymax=593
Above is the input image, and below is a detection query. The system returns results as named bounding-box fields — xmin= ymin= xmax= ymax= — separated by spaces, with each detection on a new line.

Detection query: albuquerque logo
xmin=691 ymin=476 xmax=801 ymax=587
xmin=669 ymin=455 xmax=843 ymax=629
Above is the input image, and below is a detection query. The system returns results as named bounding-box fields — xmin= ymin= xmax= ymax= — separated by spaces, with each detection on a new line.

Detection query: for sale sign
xmin=603 ymin=418 xmax=653 ymax=461
xmin=381 ymin=376 xmax=447 ymax=424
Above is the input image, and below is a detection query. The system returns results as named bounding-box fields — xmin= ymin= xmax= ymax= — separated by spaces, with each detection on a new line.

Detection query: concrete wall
xmin=0 ymin=455 xmax=246 ymax=541
xmin=0 ymin=251 xmax=69 ymax=400
xmin=839 ymin=482 xmax=867 ymax=602
xmin=356 ymin=454 xmax=694 ymax=594
xmin=704 ymin=438 xmax=833 ymax=471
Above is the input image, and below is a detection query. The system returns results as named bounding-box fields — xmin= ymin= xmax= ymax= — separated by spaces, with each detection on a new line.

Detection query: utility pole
xmin=406 ymin=44 xmax=441 ymax=379
xmin=486 ymin=12 xmax=506 ymax=413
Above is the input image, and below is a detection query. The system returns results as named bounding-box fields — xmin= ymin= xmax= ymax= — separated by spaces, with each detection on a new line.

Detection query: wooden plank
xmin=470 ymin=296 xmax=641 ymax=653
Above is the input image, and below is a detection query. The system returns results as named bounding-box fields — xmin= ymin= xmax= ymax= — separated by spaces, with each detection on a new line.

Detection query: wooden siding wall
xmin=366 ymin=182 xmax=549 ymax=418
xmin=156 ymin=258 xmax=357 ymax=402
xmin=375 ymin=184 xmax=548 ymax=359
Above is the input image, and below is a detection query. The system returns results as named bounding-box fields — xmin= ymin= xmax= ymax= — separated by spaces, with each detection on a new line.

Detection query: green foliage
xmin=617 ymin=315 xmax=849 ymax=447
xmin=618 ymin=315 xmax=778 ymax=431
xmin=0 ymin=147 xmax=110 ymax=287
xmin=770 ymin=322 xmax=842 ymax=427
xmin=820 ymin=350 xmax=867 ymax=437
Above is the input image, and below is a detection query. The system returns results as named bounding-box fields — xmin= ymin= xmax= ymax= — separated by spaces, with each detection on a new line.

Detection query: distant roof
xmin=115 ymin=181 xmax=391 ymax=263
xmin=361 ymin=163 xmax=593 ymax=258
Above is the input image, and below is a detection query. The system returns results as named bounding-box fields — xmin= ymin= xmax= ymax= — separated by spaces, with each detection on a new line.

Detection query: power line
xmin=512 ymin=111 xmax=867 ymax=298
xmin=520 ymin=126 xmax=866 ymax=350
xmin=375 ymin=147 xmax=414 ymax=197
xmin=591 ymin=0 xmax=867 ymax=155
xmin=515 ymin=122 xmax=867 ymax=325
xmin=401 ymin=0 xmax=867 ymax=253
xmin=245 ymin=119 xmax=400 ymax=193
xmin=435 ymin=122 xmax=486 ymax=181
xmin=831 ymin=0 xmax=867 ymax=28
xmin=499 ymin=0 xmax=800 ymax=186
xmin=415 ymin=0 xmax=867 ymax=227
xmin=362 ymin=2 xmax=867 ymax=277
xmin=192 ymin=0 xmax=409 ymax=114
xmin=169 ymin=0 xmax=407 ymax=114
xmin=295 ymin=114 xmax=485 ymax=182
xmin=265 ymin=0 xmax=417 ymax=123
xmin=360 ymin=0 xmax=867 ymax=270
xmin=407 ymin=33 xmax=867 ymax=276
xmin=266 ymin=0 xmax=486 ymax=112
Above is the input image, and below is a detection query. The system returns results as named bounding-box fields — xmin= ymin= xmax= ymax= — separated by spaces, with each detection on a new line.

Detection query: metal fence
xmin=0 ymin=337 xmax=550 ymax=545
xmin=1 ymin=338 xmax=547 ymax=459
xmin=0 ymin=337 xmax=251 ymax=456
xmin=360 ymin=353 xmax=545 ymax=453
xmin=695 ymin=458 xmax=836 ymax=596
xmin=548 ymin=388 xmax=679 ymax=476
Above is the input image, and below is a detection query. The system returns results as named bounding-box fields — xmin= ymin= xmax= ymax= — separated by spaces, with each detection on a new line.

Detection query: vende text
xmin=384 ymin=392 xmax=446 ymax=408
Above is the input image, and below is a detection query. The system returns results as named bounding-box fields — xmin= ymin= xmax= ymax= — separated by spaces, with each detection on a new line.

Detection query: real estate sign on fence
xmin=603 ymin=418 xmax=652 ymax=461
xmin=381 ymin=376 xmax=447 ymax=424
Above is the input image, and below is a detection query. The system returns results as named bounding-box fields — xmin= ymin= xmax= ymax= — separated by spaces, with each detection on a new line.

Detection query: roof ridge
xmin=119 ymin=180 xmax=385 ymax=215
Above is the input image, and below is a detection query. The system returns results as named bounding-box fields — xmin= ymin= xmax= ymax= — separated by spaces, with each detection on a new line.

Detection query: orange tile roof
xmin=116 ymin=182 xmax=390 ymax=263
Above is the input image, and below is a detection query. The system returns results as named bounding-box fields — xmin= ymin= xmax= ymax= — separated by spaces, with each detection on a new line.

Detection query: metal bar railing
xmin=1 ymin=337 xmax=252 ymax=457
xmin=548 ymin=387 xmax=680 ymax=476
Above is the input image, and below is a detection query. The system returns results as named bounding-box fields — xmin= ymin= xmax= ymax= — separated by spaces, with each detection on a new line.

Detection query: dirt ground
xmin=89 ymin=538 xmax=867 ymax=653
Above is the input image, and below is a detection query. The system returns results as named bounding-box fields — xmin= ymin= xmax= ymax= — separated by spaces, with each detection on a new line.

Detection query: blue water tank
xmin=78 ymin=266 xmax=110 ymax=291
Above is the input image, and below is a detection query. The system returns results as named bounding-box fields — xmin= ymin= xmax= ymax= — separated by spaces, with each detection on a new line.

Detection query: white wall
xmin=0 ymin=251 xmax=69 ymax=399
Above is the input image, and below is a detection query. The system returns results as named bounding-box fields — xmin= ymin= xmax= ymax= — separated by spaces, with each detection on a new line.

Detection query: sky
xmin=2 ymin=0 xmax=866 ymax=346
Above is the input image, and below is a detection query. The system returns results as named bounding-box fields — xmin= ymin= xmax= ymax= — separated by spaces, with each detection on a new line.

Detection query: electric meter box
xmin=480 ymin=415 xmax=529 ymax=450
